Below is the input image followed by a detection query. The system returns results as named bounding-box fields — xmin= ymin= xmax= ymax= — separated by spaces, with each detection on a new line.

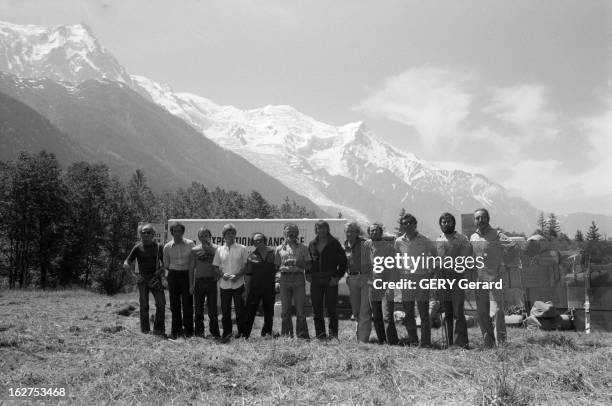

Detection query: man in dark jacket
xmin=307 ymin=220 xmax=347 ymax=339
xmin=242 ymin=232 xmax=277 ymax=338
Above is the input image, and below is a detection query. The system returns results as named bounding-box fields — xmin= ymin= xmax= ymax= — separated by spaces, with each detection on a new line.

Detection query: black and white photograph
xmin=0 ymin=1 xmax=611 ymax=404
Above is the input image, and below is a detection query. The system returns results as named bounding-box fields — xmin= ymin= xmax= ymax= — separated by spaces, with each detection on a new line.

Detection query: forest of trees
xmin=0 ymin=151 xmax=316 ymax=292
xmin=532 ymin=211 xmax=612 ymax=264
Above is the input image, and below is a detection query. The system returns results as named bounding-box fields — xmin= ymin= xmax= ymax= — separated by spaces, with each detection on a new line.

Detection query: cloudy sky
xmin=2 ymin=0 xmax=611 ymax=215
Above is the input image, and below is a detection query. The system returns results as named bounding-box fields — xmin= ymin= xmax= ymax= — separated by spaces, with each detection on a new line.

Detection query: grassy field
xmin=0 ymin=289 xmax=611 ymax=405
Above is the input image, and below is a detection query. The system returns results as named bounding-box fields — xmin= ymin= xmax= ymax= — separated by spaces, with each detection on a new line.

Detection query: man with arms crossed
xmin=436 ymin=213 xmax=471 ymax=348
xmin=212 ymin=223 xmax=248 ymax=340
xmin=124 ymin=224 xmax=165 ymax=336
xmin=275 ymin=223 xmax=310 ymax=339
xmin=189 ymin=227 xmax=221 ymax=339
xmin=470 ymin=208 xmax=510 ymax=348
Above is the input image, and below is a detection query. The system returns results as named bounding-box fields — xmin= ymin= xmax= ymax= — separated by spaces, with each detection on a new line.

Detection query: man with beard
xmin=436 ymin=213 xmax=472 ymax=348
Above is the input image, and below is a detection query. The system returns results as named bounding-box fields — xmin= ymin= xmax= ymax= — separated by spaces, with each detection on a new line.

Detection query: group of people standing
xmin=124 ymin=208 xmax=509 ymax=348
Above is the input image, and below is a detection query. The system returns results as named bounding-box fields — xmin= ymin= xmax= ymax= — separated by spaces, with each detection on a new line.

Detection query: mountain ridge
xmin=1 ymin=20 xmax=609 ymax=236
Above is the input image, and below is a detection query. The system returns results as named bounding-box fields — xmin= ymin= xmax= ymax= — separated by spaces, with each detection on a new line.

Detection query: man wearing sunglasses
xmin=124 ymin=224 xmax=166 ymax=336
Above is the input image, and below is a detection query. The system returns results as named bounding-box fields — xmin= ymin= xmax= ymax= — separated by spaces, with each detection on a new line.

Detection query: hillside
xmin=0 ymin=72 xmax=326 ymax=216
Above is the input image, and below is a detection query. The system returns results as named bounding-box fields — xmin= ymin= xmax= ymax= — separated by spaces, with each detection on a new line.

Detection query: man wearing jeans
xmin=124 ymin=224 xmax=165 ymax=336
xmin=394 ymin=213 xmax=437 ymax=347
xmin=344 ymin=221 xmax=372 ymax=343
xmin=212 ymin=223 xmax=248 ymax=340
xmin=189 ymin=227 xmax=220 ymax=338
xmin=275 ymin=223 xmax=310 ymax=339
xmin=163 ymin=222 xmax=196 ymax=339
xmin=470 ymin=208 xmax=510 ymax=348
xmin=366 ymin=223 xmax=399 ymax=345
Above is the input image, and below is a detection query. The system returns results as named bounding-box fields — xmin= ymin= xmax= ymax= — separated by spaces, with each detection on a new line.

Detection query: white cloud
xmin=353 ymin=66 xmax=474 ymax=151
xmin=485 ymin=84 xmax=559 ymax=141
xmin=362 ymin=68 xmax=610 ymax=214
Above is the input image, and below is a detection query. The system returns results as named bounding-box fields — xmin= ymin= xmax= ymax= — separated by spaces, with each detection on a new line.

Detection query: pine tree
xmin=61 ymin=162 xmax=111 ymax=287
xmin=546 ymin=213 xmax=560 ymax=239
xmin=574 ymin=229 xmax=584 ymax=242
xmin=3 ymin=152 xmax=68 ymax=288
xmin=586 ymin=221 xmax=602 ymax=241
xmin=537 ymin=212 xmax=546 ymax=235
xmin=245 ymin=190 xmax=272 ymax=218
xmin=127 ymin=169 xmax=157 ymax=222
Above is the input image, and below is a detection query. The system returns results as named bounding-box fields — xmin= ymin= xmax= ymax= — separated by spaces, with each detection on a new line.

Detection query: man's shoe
xmin=220 ymin=336 xmax=231 ymax=344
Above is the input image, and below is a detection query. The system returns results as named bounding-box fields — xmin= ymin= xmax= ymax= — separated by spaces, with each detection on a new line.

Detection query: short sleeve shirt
xmin=127 ymin=242 xmax=163 ymax=275
xmin=275 ymin=242 xmax=309 ymax=273
xmin=190 ymin=243 xmax=218 ymax=279
xmin=213 ymin=243 xmax=248 ymax=289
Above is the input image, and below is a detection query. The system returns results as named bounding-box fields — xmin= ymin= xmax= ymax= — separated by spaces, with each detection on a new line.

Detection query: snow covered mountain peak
xmin=0 ymin=20 xmax=131 ymax=85
xmin=0 ymin=20 xmax=539 ymax=234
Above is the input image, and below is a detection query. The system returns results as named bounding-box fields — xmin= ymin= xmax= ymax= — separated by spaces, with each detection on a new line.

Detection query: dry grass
xmin=0 ymin=289 xmax=611 ymax=405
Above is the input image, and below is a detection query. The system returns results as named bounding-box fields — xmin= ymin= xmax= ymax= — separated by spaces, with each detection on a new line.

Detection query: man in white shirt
xmin=212 ymin=223 xmax=248 ymax=340
xmin=394 ymin=213 xmax=437 ymax=347
xmin=470 ymin=208 xmax=510 ymax=348
xmin=163 ymin=222 xmax=196 ymax=339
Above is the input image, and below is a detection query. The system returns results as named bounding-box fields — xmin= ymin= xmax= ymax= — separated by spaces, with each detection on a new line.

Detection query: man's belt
xmin=347 ymin=271 xmax=359 ymax=275
xmin=196 ymin=276 xmax=218 ymax=281
xmin=168 ymin=269 xmax=188 ymax=272
xmin=281 ymin=268 xmax=304 ymax=273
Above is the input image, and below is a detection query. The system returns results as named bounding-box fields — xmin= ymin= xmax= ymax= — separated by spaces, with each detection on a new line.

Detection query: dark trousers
xmin=137 ymin=278 xmax=166 ymax=334
xmin=193 ymin=278 xmax=220 ymax=337
xmin=220 ymin=285 xmax=245 ymax=338
xmin=371 ymin=297 xmax=398 ymax=345
xmin=168 ymin=270 xmax=193 ymax=337
xmin=242 ymin=286 xmax=275 ymax=338
xmin=310 ymin=275 xmax=339 ymax=339
xmin=440 ymin=282 xmax=468 ymax=348
xmin=402 ymin=300 xmax=431 ymax=345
